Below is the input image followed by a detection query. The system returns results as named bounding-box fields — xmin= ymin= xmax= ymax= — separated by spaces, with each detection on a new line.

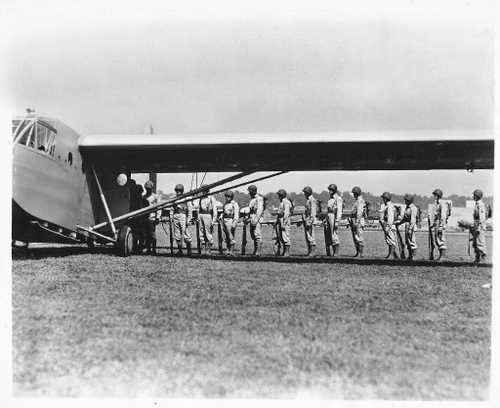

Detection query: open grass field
xmin=12 ymin=228 xmax=492 ymax=399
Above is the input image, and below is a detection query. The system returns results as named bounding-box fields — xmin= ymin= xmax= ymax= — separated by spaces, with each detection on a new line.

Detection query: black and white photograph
xmin=2 ymin=0 xmax=497 ymax=403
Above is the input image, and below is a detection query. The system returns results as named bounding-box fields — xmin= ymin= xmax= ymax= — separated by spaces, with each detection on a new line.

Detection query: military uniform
xmin=431 ymin=200 xmax=448 ymax=251
xmin=402 ymin=202 xmax=419 ymax=256
xmin=143 ymin=182 xmax=161 ymax=254
xmin=379 ymin=198 xmax=398 ymax=257
xmin=327 ymin=193 xmax=343 ymax=248
xmin=277 ymin=196 xmax=293 ymax=247
xmin=222 ymin=198 xmax=239 ymax=254
xmin=472 ymin=196 xmax=487 ymax=261
xmin=248 ymin=194 xmax=264 ymax=243
xmin=198 ymin=195 xmax=218 ymax=250
xmin=351 ymin=195 xmax=365 ymax=251
xmin=304 ymin=194 xmax=317 ymax=247
xmin=172 ymin=200 xmax=192 ymax=251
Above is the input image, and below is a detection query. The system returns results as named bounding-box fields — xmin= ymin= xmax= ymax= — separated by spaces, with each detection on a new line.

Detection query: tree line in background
xmin=158 ymin=189 xmax=492 ymax=210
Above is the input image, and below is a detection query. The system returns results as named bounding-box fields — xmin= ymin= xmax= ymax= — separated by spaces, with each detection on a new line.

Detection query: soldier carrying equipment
xmin=379 ymin=192 xmax=400 ymax=260
xmin=302 ymin=186 xmax=317 ymax=256
xmin=248 ymin=185 xmax=264 ymax=256
xmin=275 ymin=189 xmax=292 ymax=256
xmin=325 ymin=183 xmax=343 ymax=256
xmin=350 ymin=186 xmax=365 ymax=257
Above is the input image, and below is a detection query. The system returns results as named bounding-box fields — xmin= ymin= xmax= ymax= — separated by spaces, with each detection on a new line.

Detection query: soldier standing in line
xmin=350 ymin=186 xmax=365 ymax=257
xmin=276 ymin=189 xmax=293 ymax=257
xmin=247 ymin=185 xmax=264 ymax=256
xmin=143 ymin=180 xmax=161 ymax=255
xmin=326 ymin=184 xmax=343 ymax=256
xmin=396 ymin=194 xmax=419 ymax=260
xmin=302 ymin=186 xmax=317 ymax=256
xmin=430 ymin=188 xmax=448 ymax=260
xmin=197 ymin=185 xmax=218 ymax=255
xmin=222 ymin=190 xmax=240 ymax=256
xmin=471 ymin=189 xmax=487 ymax=263
xmin=172 ymin=183 xmax=193 ymax=256
xmin=379 ymin=192 xmax=399 ymax=259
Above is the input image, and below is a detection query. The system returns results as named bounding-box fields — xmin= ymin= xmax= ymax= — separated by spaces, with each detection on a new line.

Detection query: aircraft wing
xmin=78 ymin=130 xmax=494 ymax=172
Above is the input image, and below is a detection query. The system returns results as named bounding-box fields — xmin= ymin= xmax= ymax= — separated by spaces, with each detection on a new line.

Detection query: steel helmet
xmin=381 ymin=192 xmax=391 ymax=201
xmin=432 ymin=188 xmax=443 ymax=198
xmin=225 ymin=190 xmax=234 ymax=198
xmin=473 ymin=189 xmax=483 ymax=199
xmin=248 ymin=185 xmax=257 ymax=193
xmin=352 ymin=186 xmax=361 ymax=195
xmin=404 ymin=193 xmax=414 ymax=203
xmin=302 ymin=186 xmax=312 ymax=195
xmin=174 ymin=183 xmax=184 ymax=192
xmin=277 ymin=189 xmax=287 ymax=197
xmin=144 ymin=180 xmax=155 ymax=189
xmin=328 ymin=184 xmax=338 ymax=192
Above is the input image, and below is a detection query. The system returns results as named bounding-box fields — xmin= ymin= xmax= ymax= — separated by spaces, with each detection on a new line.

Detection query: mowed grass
xmin=12 ymin=230 xmax=492 ymax=399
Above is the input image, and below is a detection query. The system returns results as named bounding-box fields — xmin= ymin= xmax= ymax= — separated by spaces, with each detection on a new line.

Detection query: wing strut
xmin=91 ymin=165 xmax=118 ymax=239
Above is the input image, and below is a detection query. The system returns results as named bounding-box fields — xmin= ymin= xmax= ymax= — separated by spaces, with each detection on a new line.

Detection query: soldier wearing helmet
xmin=143 ymin=180 xmax=161 ymax=254
xmin=350 ymin=186 xmax=366 ymax=257
xmin=171 ymin=183 xmax=193 ymax=255
xmin=326 ymin=184 xmax=343 ymax=256
xmin=222 ymin=190 xmax=239 ymax=255
xmin=471 ymin=189 xmax=487 ymax=263
xmin=276 ymin=189 xmax=293 ymax=256
xmin=395 ymin=193 xmax=419 ymax=260
xmin=430 ymin=188 xmax=449 ymax=260
xmin=197 ymin=185 xmax=218 ymax=255
xmin=379 ymin=192 xmax=399 ymax=259
xmin=247 ymin=184 xmax=264 ymax=256
xmin=302 ymin=186 xmax=317 ymax=256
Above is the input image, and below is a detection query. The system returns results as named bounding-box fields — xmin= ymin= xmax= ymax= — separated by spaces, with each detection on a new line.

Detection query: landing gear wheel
xmin=116 ymin=225 xmax=134 ymax=257
xmin=86 ymin=237 xmax=95 ymax=249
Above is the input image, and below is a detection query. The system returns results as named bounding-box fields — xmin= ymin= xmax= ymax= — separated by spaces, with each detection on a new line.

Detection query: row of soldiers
xmin=130 ymin=180 xmax=489 ymax=263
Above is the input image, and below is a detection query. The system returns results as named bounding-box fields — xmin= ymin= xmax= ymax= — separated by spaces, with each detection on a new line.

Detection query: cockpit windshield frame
xmin=13 ymin=118 xmax=57 ymax=157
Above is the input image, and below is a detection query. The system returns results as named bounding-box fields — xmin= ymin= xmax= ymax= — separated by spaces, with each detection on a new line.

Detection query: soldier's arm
xmin=233 ymin=202 xmax=240 ymax=226
xmin=211 ymin=197 xmax=218 ymax=222
xmin=336 ymin=198 xmax=343 ymax=223
xmin=356 ymin=200 xmax=363 ymax=222
xmin=387 ymin=205 xmax=395 ymax=226
xmin=310 ymin=198 xmax=317 ymax=220
xmin=284 ymin=201 xmax=291 ymax=219
xmin=187 ymin=201 xmax=193 ymax=223
xmin=479 ymin=202 xmax=487 ymax=223
xmin=256 ymin=196 xmax=264 ymax=219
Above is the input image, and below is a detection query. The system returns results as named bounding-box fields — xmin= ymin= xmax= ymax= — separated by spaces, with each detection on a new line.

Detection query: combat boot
xmin=437 ymin=248 xmax=446 ymax=261
xmin=358 ymin=244 xmax=364 ymax=258
xmin=255 ymin=242 xmax=262 ymax=257
xmin=252 ymin=242 xmax=258 ymax=256
xmin=151 ymin=239 xmax=157 ymax=255
xmin=176 ymin=242 xmax=183 ymax=256
xmin=283 ymin=245 xmax=290 ymax=257
xmin=331 ymin=244 xmax=339 ymax=256
xmin=207 ymin=242 xmax=212 ymax=255
xmin=186 ymin=242 xmax=192 ymax=256
xmin=228 ymin=244 xmax=234 ymax=256
xmin=391 ymin=246 xmax=399 ymax=259
xmin=308 ymin=244 xmax=316 ymax=257
xmin=408 ymin=248 xmax=415 ymax=260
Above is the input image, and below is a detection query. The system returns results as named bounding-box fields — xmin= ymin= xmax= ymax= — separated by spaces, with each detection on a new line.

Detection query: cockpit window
xmin=13 ymin=119 xmax=57 ymax=157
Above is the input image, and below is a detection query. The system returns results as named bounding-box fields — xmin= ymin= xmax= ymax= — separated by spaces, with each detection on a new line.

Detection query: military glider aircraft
xmin=12 ymin=111 xmax=494 ymax=256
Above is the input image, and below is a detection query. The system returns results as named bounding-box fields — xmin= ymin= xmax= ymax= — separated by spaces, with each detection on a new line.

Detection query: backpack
xmin=445 ymin=200 xmax=452 ymax=218
xmin=487 ymin=204 xmax=493 ymax=219
xmin=288 ymin=197 xmax=295 ymax=214
xmin=415 ymin=205 xmax=422 ymax=229
xmin=262 ymin=195 xmax=268 ymax=210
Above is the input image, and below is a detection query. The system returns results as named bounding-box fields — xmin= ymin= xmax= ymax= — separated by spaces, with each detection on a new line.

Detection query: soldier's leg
xmin=306 ymin=224 xmax=316 ymax=256
xmin=355 ymin=224 xmax=364 ymax=257
xmin=387 ymin=227 xmax=399 ymax=259
xmin=173 ymin=214 xmax=183 ymax=254
xmin=435 ymin=226 xmax=447 ymax=260
xmin=281 ymin=220 xmax=291 ymax=255
xmin=254 ymin=221 xmax=262 ymax=256
xmin=150 ymin=220 xmax=157 ymax=254
xmin=223 ymin=219 xmax=232 ymax=254
xmin=183 ymin=217 xmax=192 ymax=256
xmin=474 ymin=227 xmax=487 ymax=262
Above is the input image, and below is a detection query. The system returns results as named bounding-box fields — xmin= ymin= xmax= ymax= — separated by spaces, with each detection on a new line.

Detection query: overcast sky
xmin=3 ymin=1 xmax=494 ymax=196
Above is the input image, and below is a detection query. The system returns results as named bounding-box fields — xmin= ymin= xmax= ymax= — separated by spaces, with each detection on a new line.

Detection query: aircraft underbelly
xmin=13 ymin=145 xmax=84 ymax=231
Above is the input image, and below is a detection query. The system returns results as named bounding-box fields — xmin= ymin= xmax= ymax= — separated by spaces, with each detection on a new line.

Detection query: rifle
xmin=428 ymin=216 xmax=435 ymax=260
xmin=168 ymin=213 xmax=174 ymax=255
xmin=323 ymin=218 xmax=331 ymax=256
xmin=194 ymin=210 xmax=201 ymax=255
xmin=395 ymin=224 xmax=406 ymax=259
xmin=301 ymin=213 xmax=309 ymax=252
xmin=217 ymin=217 xmax=223 ymax=254
xmin=467 ymin=228 xmax=471 ymax=256
xmin=241 ymin=217 xmax=248 ymax=255
xmin=348 ymin=217 xmax=359 ymax=257
xmin=273 ymin=215 xmax=282 ymax=256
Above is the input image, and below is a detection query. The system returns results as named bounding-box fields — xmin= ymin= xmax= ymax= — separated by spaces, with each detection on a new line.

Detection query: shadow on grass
xmin=11 ymin=245 xmax=114 ymax=260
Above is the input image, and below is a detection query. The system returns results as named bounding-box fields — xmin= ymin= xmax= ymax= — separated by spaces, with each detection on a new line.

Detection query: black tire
xmin=86 ymin=237 xmax=95 ymax=249
xmin=116 ymin=225 xmax=134 ymax=257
